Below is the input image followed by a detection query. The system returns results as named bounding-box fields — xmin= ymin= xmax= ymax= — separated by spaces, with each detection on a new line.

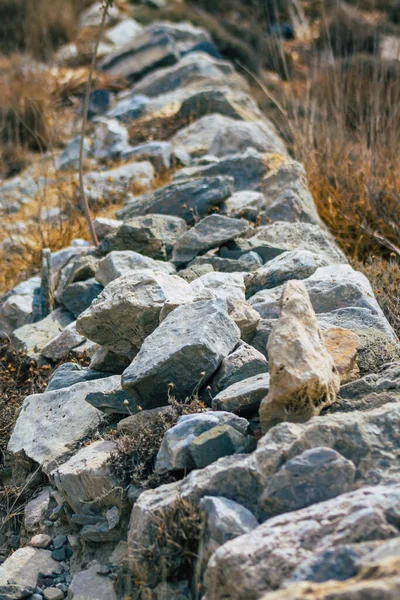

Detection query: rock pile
xmin=1 ymin=4 xmax=399 ymax=600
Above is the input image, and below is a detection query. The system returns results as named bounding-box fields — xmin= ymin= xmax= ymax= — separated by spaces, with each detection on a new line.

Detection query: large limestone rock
xmin=212 ymin=373 xmax=271 ymax=414
xmin=95 ymin=250 xmax=175 ymax=286
xmin=172 ymin=214 xmax=249 ymax=265
xmin=122 ymin=298 xmax=240 ymax=407
xmin=259 ymin=281 xmax=340 ymax=432
xmin=67 ymin=565 xmax=118 ymax=600
xmin=77 ymin=270 xmax=193 ymax=356
xmin=190 ymin=272 xmax=246 ymax=302
xmin=0 ymin=275 xmax=40 ymax=334
xmin=8 ymin=376 xmax=121 ymax=472
xmin=204 ymin=485 xmax=400 ymax=600
xmin=0 ymin=547 xmax=61 ymax=599
xmin=41 ymin=321 xmax=86 ymax=360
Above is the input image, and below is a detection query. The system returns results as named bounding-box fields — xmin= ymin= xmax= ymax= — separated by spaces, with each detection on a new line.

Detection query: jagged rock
xmin=124 ymin=141 xmax=172 ymax=171
xmin=60 ymin=278 xmax=103 ymax=319
xmin=249 ymin=318 xmax=275 ymax=358
xmin=41 ymin=321 xmax=86 ymax=360
xmin=172 ymin=114 xmax=241 ymax=157
xmin=211 ymin=342 xmax=268 ymax=393
xmin=355 ymin=328 xmax=400 ymax=375
xmin=191 ymin=252 xmax=262 ymax=274
xmin=11 ymin=307 xmax=74 ymax=361
xmin=79 ymin=2 xmax=120 ymax=28
xmin=245 ymin=249 xmax=330 ymax=297
xmin=117 ymin=405 xmax=176 ymax=435
xmin=99 ymin=214 xmax=187 ymax=260
xmin=199 ymin=496 xmax=258 ymax=566
xmin=190 ymin=272 xmax=246 ymax=301
xmin=262 ymin=447 xmax=356 ymax=517
xmin=24 ymin=488 xmax=51 ymax=532
xmin=259 ymin=281 xmax=340 ymax=431
xmin=204 ymin=485 xmax=400 ymax=600
xmin=122 ymin=298 xmax=240 ymax=407
xmin=93 ymin=217 xmax=122 ymax=241
xmin=190 ymin=424 xmax=251 ymax=469
xmin=56 ymin=136 xmax=91 ymax=171
xmin=43 ymin=588 xmax=64 ymax=600
xmin=172 ymin=214 xmax=249 ymax=265
xmin=224 ymin=190 xmax=265 ymax=220
xmin=77 ymin=270 xmax=193 ymax=356
xmin=0 ymin=275 xmax=40 ymax=333
xmin=212 ymin=373 xmax=271 ymax=414
xmin=46 ymin=362 xmax=108 ymax=391
xmin=131 ymin=51 xmax=243 ymax=97
xmin=67 ymin=564 xmax=118 ymax=600
xmin=95 ymin=250 xmax=175 ymax=286
xmin=155 ymin=412 xmax=249 ymax=472
xmin=0 ymin=547 xmax=61 ymax=600
xmin=178 ymin=263 xmax=214 ymax=282
xmin=86 ymin=382 xmax=138 ymax=415
xmin=105 ymin=18 xmax=143 ymax=47
xmin=324 ymin=327 xmax=360 ymax=383
xmin=93 ymin=118 xmax=131 ymax=159
xmin=52 ymin=440 xmax=121 ymax=514
xmin=107 ymin=92 xmax=149 ymax=122
xmin=117 ymin=175 xmax=234 ymax=223
xmin=8 ymin=377 xmax=121 ymax=473
xmin=226 ymin=298 xmax=261 ymax=341
xmin=209 ymin=119 xmax=287 ymax=157
xmin=89 ymin=346 xmax=131 ymax=374
xmin=82 ymin=162 xmax=154 ymax=204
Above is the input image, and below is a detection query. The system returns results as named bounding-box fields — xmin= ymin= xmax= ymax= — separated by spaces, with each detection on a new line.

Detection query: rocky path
xmin=1 ymin=3 xmax=400 ymax=599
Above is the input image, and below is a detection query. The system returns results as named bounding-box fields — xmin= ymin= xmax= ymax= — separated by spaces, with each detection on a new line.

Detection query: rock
xmin=30 ymin=533 xmax=52 ymax=548
xmin=24 ymin=488 xmax=51 ymax=532
xmin=226 ymin=298 xmax=260 ymax=342
xmin=89 ymin=346 xmax=131 ymax=374
xmin=260 ymin=281 xmax=340 ymax=431
xmin=117 ymin=175 xmax=234 ymax=223
xmin=124 ymin=141 xmax=172 ymax=172
xmin=122 ymin=298 xmax=240 ymax=407
xmin=224 ymin=190 xmax=265 ymax=220
xmin=86 ymin=383 xmax=138 ymax=415
xmin=317 ymin=307 xmax=400 ymax=342
xmin=190 ymin=272 xmax=246 ymax=302
xmin=107 ymin=92 xmax=149 ymax=122
xmin=245 ymin=249 xmax=330 ymax=297
xmin=77 ymin=270 xmax=193 ymax=356
xmin=172 ymin=214 xmax=249 ymax=265
xmin=355 ymin=328 xmax=400 ymax=375
xmin=190 ymin=424 xmax=250 ymax=469
xmin=199 ymin=496 xmax=258 ymax=566
xmin=8 ymin=377 xmax=121 ymax=473
xmin=172 ymin=114 xmax=240 ymax=158
xmin=46 ymin=363 xmax=108 ymax=391
xmin=0 ymin=275 xmax=40 ymax=334
xmin=87 ymin=89 xmax=112 ymax=119
xmin=131 ymin=51 xmax=242 ymax=98
xmin=43 ymin=588 xmax=64 ymax=600
xmin=67 ymin=565 xmax=118 ymax=600
xmin=93 ymin=118 xmax=131 ymax=160
xmin=82 ymin=162 xmax=154 ymax=205
xmin=99 ymin=214 xmax=187 ymax=260
xmin=262 ymin=447 xmax=356 ymax=517
xmin=41 ymin=322 xmax=86 ymax=360
xmin=212 ymin=373 xmax=271 ymax=414
xmin=211 ymin=342 xmax=268 ymax=393
xmin=56 ymin=136 xmax=91 ymax=171
xmin=324 ymin=327 xmax=360 ymax=383
xmin=60 ymin=278 xmax=103 ymax=319
xmin=178 ymin=263 xmax=214 ymax=282
xmin=52 ymin=440 xmax=121 ymax=514
xmin=0 ymin=547 xmax=61 ymax=600
xmin=209 ymin=119 xmax=287 ymax=157
xmin=155 ymin=412 xmax=249 ymax=472
xmin=249 ymin=318 xmax=275 ymax=358
xmin=204 ymin=485 xmax=400 ymax=600
xmin=117 ymin=405 xmax=176 ymax=435
xmin=11 ymin=307 xmax=74 ymax=361
xmin=95 ymin=250 xmax=175 ymax=286
xmin=79 ymin=2 xmax=120 ymax=28
xmin=192 ymin=251 xmax=263 ymax=274
xmin=93 ymin=217 xmax=122 ymax=241
xmin=105 ymin=18 xmax=143 ymax=47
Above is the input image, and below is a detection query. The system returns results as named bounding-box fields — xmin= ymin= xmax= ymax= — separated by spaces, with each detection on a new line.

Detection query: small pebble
xmin=30 ymin=534 xmax=52 ymax=549
xmin=52 ymin=535 xmax=67 ymax=549
xmin=52 ymin=548 xmax=67 ymax=561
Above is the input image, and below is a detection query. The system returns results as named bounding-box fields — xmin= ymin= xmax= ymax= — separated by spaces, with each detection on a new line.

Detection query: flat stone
xmin=41 ymin=322 xmax=86 ymax=360
xmin=93 ymin=217 xmax=122 ymax=241
xmin=190 ymin=424 xmax=249 ymax=469
xmin=86 ymin=384 xmax=138 ymax=415
xmin=46 ymin=363 xmax=108 ymax=391
xmin=95 ymin=250 xmax=175 ymax=286
xmin=67 ymin=565 xmax=117 ymax=600
xmin=107 ymin=93 xmax=149 ymax=122
xmin=224 ymin=190 xmax=265 ymax=220
xmin=211 ymin=342 xmax=268 ymax=393
xmin=8 ymin=377 xmax=120 ymax=473
xmin=192 ymin=252 xmax=263 ymax=273
xmin=43 ymin=587 xmax=64 ymax=600
xmin=117 ymin=175 xmax=234 ymax=223
xmin=172 ymin=214 xmax=250 ymax=265
xmin=24 ymin=488 xmax=51 ymax=532
xmin=117 ymin=405 xmax=176 ymax=435
xmin=77 ymin=270 xmax=193 ymax=356
xmin=98 ymin=214 xmax=187 ymax=260
xmin=122 ymin=298 xmax=240 ymax=407
xmin=212 ymin=373 xmax=271 ymax=414
xmin=209 ymin=119 xmax=287 ymax=157
xmin=0 ymin=547 xmax=60 ymax=600
xmin=105 ymin=18 xmax=143 ymax=47
xmin=0 ymin=275 xmax=40 ymax=334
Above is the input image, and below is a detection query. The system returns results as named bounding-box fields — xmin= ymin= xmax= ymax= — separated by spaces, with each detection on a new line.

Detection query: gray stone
xmin=52 ymin=440 xmax=121 ymax=515
xmin=43 ymin=587 xmax=64 ymax=600
xmin=67 ymin=565 xmax=117 ymax=600
xmin=245 ymin=249 xmax=330 ymax=297
xmin=224 ymin=190 xmax=265 ymax=220
xmin=155 ymin=411 xmax=249 ymax=472
xmin=105 ymin=18 xmax=143 ymax=47
xmin=131 ymin=51 xmax=242 ymax=98
xmin=93 ymin=217 xmax=122 ymax=241
xmin=0 ymin=275 xmax=40 ymax=334
xmin=79 ymin=2 xmax=120 ymax=28
xmin=117 ymin=175 xmax=234 ymax=223
xmin=106 ymin=93 xmax=149 ymax=122
xmin=123 ymin=141 xmax=172 ymax=171
xmin=56 ymin=136 xmax=91 ymax=171
xmin=225 ymin=298 xmax=261 ymax=342
xmin=60 ymin=278 xmax=103 ymax=318
xmin=211 ymin=342 xmax=268 ymax=393
xmin=204 ymin=485 xmax=400 ymax=600
xmin=178 ymin=263 xmax=214 ymax=282
xmin=212 ymin=373 xmax=271 ymax=414
xmin=172 ymin=214 xmax=249 ymax=265
xmin=11 ymin=308 xmax=74 ymax=360
xmin=82 ymin=162 xmax=154 ymax=204
xmin=190 ymin=424 xmax=249 ymax=469
xmin=172 ymin=114 xmax=240 ymax=158
xmin=355 ymin=328 xmax=400 ymax=375
xmin=95 ymin=250 xmax=175 ymax=286
xmin=77 ymin=270 xmax=193 ymax=356
xmin=192 ymin=252 xmax=263 ymax=274
xmin=86 ymin=384 xmax=138 ymax=415
xmin=99 ymin=214 xmax=187 ymax=260
xmin=93 ymin=118 xmax=131 ymax=160
xmin=89 ymin=346 xmax=131 ymax=374
xmin=190 ymin=271 xmax=246 ymax=302
xmin=122 ymin=298 xmax=240 ymax=407
xmin=0 ymin=547 xmax=60 ymax=600
xmin=117 ymin=405 xmax=176 ymax=435
xmin=24 ymin=488 xmax=51 ymax=532
xmin=262 ymin=447 xmax=356 ymax=517
xmin=46 ymin=362 xmax=108 ymax=391
xmin=41 ymin=322 xmax=86 ymax=360
xmin=8 ymin=377 xmax=121 ymax=473
xmin=209 ymin=119 xmax=287 ymax=158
